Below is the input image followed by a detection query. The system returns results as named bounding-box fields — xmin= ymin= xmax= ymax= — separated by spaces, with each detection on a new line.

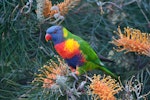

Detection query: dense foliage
xmin=0 ymin=0 xmax=150 ymax=99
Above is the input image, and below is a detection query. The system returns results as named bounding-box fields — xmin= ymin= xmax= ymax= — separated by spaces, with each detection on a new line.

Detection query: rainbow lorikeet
xmin=45 ymin=25 xmax=117 ymax=79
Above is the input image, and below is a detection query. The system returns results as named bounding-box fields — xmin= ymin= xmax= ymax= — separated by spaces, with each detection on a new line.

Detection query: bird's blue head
xmin=45 ymin=25 xmax=64 ymax=45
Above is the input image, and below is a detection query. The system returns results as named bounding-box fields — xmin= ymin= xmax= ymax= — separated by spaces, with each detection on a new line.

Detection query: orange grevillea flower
xmin=111 ymin=27 xmax=150 ymax=57
xmin=32 ymin=57 xmax=68 ymax=88
xmin=43 ymin=0 xmax=80 ymax=17
xmin=42 ymin=0 xmax=53 ymax=17
xmin=89 ymin=74 xmax=122 ymax=100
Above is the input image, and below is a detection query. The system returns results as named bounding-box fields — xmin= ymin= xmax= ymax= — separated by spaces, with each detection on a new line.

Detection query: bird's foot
xmin=70 ymin=67 xmax=76 ymax=72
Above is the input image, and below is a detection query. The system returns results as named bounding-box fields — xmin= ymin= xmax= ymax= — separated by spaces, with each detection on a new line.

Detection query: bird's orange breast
xmin=54 ymin=39 xmax=80 ymax=59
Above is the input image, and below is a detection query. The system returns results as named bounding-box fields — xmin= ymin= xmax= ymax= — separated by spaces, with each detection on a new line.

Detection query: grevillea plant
xmin=111 ymin=26 xmax=150 ymax=57
xmin=1 ymin=0 xmax=150 ymax=100
xmin=36 ymin=0 xmax=80 ymax=23
xmin=88 ymin=74 xmax=122 ymax=100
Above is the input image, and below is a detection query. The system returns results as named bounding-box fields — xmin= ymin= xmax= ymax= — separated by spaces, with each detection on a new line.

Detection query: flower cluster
xmin=111 ymin=27 xmax=150 ymax=57
xmin=32 ymin=56 xmax=69 ymax=88
xmin=89 ymin=74 xmax=122 ymax=100
xmin=44 ymin=0 xmax=80 ymax=17
xmin=36 ymin=0 xmax=80 ymax=22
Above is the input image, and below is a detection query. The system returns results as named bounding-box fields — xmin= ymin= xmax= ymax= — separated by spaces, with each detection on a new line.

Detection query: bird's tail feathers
xmin=97 ymin=65 xmax=118 ymax=80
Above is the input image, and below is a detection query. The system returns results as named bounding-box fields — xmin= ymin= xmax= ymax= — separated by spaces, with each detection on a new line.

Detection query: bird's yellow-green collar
xmin=63 ymin=27 xmax=68 ymax=38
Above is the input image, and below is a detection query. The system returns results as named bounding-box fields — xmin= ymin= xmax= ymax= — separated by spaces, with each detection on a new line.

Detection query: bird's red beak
xmin=45 ymin=34 xmax=52 ymax=42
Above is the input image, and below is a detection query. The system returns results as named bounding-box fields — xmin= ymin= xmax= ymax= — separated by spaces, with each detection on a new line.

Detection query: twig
xmin=11 ymin=4 xmax=20 ymax=21
xmin=102 ymin=1 xmax=122 ymax=10
xmin=146 ymin=68 xmax=150 ymax=76
xmin=83 ymin=75 xmax=92 ymax=82
xmin=21 ymin=0 xmax=33 ymax=14
xmin=18 ymin=84 xmax=38 ymax=99
xmin=123 ymin=0 xmax=136 ymax=6
xmin=136 ymin=1 xmax=150 ymax=24
xmin=38 ymin=46 xmax=52 ymax=56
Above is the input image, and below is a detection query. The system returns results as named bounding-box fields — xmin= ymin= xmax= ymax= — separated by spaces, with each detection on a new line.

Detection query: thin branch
xmin=136 ymin=1 xmax=150 ymax=24
xmin=103 ymin=1 xmax=122 ymax=10
xmin=123 ymin=0 xmax=136 ymax=6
